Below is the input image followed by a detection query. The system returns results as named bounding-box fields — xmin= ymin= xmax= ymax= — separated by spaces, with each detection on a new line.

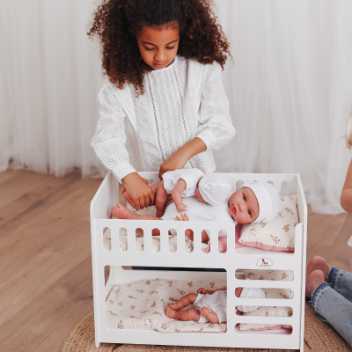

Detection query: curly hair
xmin=88 ymin=0 xmax=230 ymax=94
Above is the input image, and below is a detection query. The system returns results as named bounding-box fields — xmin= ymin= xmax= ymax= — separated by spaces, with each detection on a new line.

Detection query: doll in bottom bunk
xmin=165 ymin=286 xmax=266 ymax=324
xmin=111 ymin=169 xmax=280 ymax=251
xmin=164 ymin=285 xmax=292 ymax=332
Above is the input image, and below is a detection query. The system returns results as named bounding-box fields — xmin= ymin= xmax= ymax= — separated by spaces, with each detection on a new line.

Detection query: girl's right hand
xmin=122 ymin=173 xmax=154 ymax=210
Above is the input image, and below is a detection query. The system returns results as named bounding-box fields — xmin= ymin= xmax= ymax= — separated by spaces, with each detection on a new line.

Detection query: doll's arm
xmin=197 ymin=287 xmax=226 ymax=294
xmin=171 ymin=179 xmax=187 ymax=212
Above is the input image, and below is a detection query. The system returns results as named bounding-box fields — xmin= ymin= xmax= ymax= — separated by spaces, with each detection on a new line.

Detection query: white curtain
xmin=0 ymin=0 xmax=102 ymax=176
xmin=1 ymin=1 xmax=352 ymax=213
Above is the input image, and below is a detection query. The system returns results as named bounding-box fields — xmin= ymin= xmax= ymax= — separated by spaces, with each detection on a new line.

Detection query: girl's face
xmin=137 ymin=22 xmax=180 ymax=70
xmin=227 ymin=187 xmax=259 ymax=224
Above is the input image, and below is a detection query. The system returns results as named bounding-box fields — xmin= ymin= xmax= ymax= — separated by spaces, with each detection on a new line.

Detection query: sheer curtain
xmin=1 ymin=1 xmax=352 ymax=212
xmin=214 ymin=0 xmax=352 ymax=212
xmin=0 ymin=0 xmax=102 ymax=176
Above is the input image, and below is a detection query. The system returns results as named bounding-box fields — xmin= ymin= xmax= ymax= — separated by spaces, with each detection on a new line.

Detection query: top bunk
xmin=90 ymin=172 xmax=307 ymax=267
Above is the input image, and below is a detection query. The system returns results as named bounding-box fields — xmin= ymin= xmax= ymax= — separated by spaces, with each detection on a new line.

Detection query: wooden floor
xmin=0 ymin=170 xmax=351 ymax=352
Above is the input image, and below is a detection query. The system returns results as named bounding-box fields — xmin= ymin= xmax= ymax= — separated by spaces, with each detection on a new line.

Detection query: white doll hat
xmin=198 ymin=174 xmax=234 ymax=206
xmin=241 ymin=181 xmax=280 ymax=223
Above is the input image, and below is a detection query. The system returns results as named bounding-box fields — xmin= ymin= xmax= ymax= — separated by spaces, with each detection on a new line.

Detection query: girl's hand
xmin=122 ymin=172 xmax=154 ymax=210
xmin=159 ymin=137 xmax=207 ymax=177
xmin=159 ymin=150 xmax=189 ymax=176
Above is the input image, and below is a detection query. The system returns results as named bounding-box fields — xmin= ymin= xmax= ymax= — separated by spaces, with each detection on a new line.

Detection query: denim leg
xmin=328 ymin=267 xmax=352 ymax=302
xmin=311 ymin=283 xmax=352 ymax=347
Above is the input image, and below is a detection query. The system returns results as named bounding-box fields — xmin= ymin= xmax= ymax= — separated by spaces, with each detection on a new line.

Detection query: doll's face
xmin=137 ymin=21 xmax=180 ymax=70
xmin=227 ymin=187 xmax=259 ymax=224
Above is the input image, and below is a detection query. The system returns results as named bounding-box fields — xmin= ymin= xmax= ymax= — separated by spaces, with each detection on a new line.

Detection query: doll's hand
xmin=175 ymin=213 xmax=189 ymax=221
xmin=122 ymin=172 xmax=154 ymax=210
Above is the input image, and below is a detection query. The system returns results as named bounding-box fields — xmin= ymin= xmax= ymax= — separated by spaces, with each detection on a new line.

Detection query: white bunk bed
xmin=90 ymin=172 xmax=307 ymax=350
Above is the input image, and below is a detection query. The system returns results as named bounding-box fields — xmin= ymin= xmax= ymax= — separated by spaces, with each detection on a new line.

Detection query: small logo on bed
xmin=256 ymin=257 xmax=273 ymax=267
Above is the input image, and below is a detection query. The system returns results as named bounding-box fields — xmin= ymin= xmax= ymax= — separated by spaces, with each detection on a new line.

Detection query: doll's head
xmin=196 ymin=175 xmax=280 ymax=225
xmin=227 ymin=182 xmax=280 ymax=225
xmin=88 ymin=0 xmax=230 ymax=94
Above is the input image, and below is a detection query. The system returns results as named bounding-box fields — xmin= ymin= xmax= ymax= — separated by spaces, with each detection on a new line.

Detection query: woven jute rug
xmin=62 ymin=304 xmax=350 ymax=352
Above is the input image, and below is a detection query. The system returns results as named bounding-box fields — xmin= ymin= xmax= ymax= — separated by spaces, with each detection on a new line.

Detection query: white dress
xmin=194 ymin=291 xmax=227 ymax=323
xmin=91 ymin=56 xmax=235 ymax=182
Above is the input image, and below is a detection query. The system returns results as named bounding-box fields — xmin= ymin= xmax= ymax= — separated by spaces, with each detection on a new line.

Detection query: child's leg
xmin=171 ymin=179 xmax=187 ymax=212
xmin=328 ymin=267 xmax=352 ymax=303
xmin=310 ymin=273 xmax=352 ymax=347
xmin=308 ymin=256 xmax=352 ymax=303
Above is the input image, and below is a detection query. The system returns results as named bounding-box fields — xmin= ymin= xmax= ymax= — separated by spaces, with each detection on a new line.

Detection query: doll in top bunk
xmin=111 ymin=168 xmax=280 ymax=251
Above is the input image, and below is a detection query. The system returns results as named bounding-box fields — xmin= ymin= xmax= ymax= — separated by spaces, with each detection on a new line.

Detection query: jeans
xmin=310 ymin=267 xmax=352 ymax=347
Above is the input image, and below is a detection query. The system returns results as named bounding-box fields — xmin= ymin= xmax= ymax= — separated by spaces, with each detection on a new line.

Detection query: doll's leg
xmin=199 ymin=307 xmax=220 ymax=324
xmin=165 ymin=292 xmax=199 ymax=321
xmin=166 ymin=307 xmax=200 ymax=321
xmin=155 ymin=181 xmax=168 ymax=217
xmin=168 ymin=292 xmax=197 ymax=310
xmin=111 ymin=204 xmax=159 ymax=220
xmin=111 ymin=204 xmax=161 ymax=237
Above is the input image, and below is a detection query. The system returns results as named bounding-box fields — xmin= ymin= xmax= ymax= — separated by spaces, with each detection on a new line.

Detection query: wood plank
xmin=0 ymin=171 xmax=100 ymax=352
xmin=0 ymin=258 xmax=92 ymax=352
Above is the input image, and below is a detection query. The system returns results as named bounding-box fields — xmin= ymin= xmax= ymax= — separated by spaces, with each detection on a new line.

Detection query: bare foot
xmin=306 ymin=269 xmax=325 ymax=297
xmin=111 ymin=204 xmax=134 ymax=219
xmin=165 ymin=305 xmax=177 ymax=319
xmin=307 ymin=256 xmax=330 ymax=279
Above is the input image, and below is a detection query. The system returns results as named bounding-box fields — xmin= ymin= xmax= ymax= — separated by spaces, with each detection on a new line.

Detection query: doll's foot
xmin=165 ymin=305 xmax=177 ymax=319
xmin=111 ymin=204 xmax=135 ymax=219
xmin=306 ymin=269 xmax=325 ymax=298
xmin=307 ymin=256 xmax=330 ymax=279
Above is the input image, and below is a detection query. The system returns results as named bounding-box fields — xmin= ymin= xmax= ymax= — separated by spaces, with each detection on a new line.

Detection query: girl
xmin=88 ymin=0 xmax=235 ymax=212
xmin=305 ymin=116 xmax=352 ymax=347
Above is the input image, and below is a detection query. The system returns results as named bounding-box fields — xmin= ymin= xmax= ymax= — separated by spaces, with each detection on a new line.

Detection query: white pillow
xmin=238 ymin=195 xmax=298 ymax=252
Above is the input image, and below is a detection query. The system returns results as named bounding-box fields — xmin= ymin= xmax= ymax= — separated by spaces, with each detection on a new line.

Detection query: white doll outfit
xmin=237 ymin=288 xmax=266 ymax=313
xmin=194 ymin=291 xmax=227 ymax=323
xmin=161 ymin=169 xmax=234 ymax=228
xmin=241 ymin=182 xmax=280 ymax=223
xmin=91 ymin=56 xmax=236 ymax=182
xmin=161 ymin=197 xmax=234 ymax=228
xmin=197 ymin=173 xmax=235 ymax=206
xmin=162 ymin=168 xmax=204 ymax=197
